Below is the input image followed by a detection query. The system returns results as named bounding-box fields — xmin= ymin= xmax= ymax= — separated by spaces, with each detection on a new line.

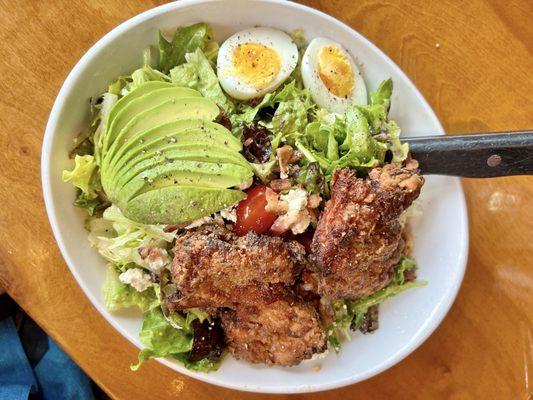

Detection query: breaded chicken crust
xmin=311 ymin=164 xmax=424 ymax=299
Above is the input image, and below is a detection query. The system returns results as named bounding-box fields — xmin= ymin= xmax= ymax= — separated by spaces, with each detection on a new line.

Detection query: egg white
xmin=301 ymin=37 xmax=367 ymax=113
xmin=217 ymin=27 xmax=298 ymax=100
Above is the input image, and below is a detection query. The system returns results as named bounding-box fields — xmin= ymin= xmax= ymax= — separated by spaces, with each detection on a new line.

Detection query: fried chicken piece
xmin=165 ymin=224 xmax=309 ymax=311
xmin=220 ymin=285 xmax=327 ymax=366
xmin=311 ymin=164 xmax=424 ymax=300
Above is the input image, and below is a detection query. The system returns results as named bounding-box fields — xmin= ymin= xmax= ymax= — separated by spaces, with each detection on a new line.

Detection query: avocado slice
xmin=121 ymin=185 xmax=246 ymax=225
xmin=103 ymin=86 xmax=202 ymax=154
xmin=102 ymin=97 xmax=219 ymax=167
xmin=105 ymin=81 xmax=175 ymax=130
xmin=105 ymin=119 xmax=241 ymax=177
xmin=112 ymin=144 xmax=251 ymax=189
xmin=113 ymin=160 xmax=252 ymax=203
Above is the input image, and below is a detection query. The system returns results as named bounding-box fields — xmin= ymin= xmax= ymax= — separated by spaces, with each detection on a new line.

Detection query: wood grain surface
xmin=0 ymin=0 xmax=532 ymax=398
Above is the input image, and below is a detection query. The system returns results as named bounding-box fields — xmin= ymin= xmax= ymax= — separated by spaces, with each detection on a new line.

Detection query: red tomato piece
xmin=233 ymin=185 xmax=278 ymax=236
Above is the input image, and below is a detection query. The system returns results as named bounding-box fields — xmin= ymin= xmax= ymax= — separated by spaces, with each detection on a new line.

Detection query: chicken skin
xmin=165 ymin=224 xmax=309 ymax=310
xmin=220 ymin=285 xmax=326 ymax=366
xmin=164 ymin=224 xmax=326 ymax=366
xmin=311 ymin=163 xmax=424 ymax=300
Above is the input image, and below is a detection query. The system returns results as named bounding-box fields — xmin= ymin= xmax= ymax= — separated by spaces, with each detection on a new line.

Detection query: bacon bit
xmin=404 ymin=268 xmax=417 ymax=282
xmin=137 ymin=247 xmax=171 ymax=274
xmin=398 ymin=174 xmax=423 ymax=191
xmin=163 ymin=224 xmax=181 ymax=233
xmin=289 ymin=151 xmax=303 ymax=163
xmin=405 ymin=158 xmax=419 ymax=170
xmin=269 ymin=178 xmax=292 ymax=192
xmin=264 ymin=187 xmax=288 ymax=214
xmin=307 ymin=194 xmax=321 ymax=209
xmin=269 ymin=214 xmax=293 ymax=235
xmin=243 ymin=137 xmax=254 ymax=147
xmin=270 ymin=209 xmax=311 ymax=235
xmin=276 ymin=145 xmax=294 ymax=176
xmin=247 ymin=96 xmax=263 ymax=107
xmin=217 ymin=107 xmax=232 ymax=131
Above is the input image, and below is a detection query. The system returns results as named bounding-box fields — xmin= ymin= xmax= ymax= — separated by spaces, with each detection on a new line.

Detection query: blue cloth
xmin=0 ymin=317 xmax=94 ymax=400
xmin=0 ymin=318 xmax=37 ymax=399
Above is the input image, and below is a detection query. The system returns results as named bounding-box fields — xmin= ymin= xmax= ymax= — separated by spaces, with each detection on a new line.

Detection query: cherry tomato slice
xmin=233 ymin=185 xmax=278 ymax=236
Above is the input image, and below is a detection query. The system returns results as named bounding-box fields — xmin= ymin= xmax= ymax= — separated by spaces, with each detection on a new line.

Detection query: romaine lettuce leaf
xmin=131 ymin=307 xmax=193 ymax=371
xmin=341 ymin=107 xmax=387 ymax=163
xmin=158 ymin=23 xmax=217 ymax=73
xmin=296 ymin=78 xmax=409 ymax=181
xmin=370 ymin=78 xmax=393 ymax=111
xmin=172 ymin=353 xmax=221 ymax=372
xmin=230 ymin=92 xmax=275 ymax=128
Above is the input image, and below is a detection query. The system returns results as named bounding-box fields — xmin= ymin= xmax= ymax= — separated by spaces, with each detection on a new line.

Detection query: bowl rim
xmin=41 ymin=0 xmax=469 ymax=393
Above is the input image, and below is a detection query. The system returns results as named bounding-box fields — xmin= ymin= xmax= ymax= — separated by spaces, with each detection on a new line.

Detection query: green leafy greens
xmin=103 ymin=265 xmax=159 ymax=313
xmin=295 ymin=78 xmax=409 ymax=180
xmin=158 ymin=22 xmax=218 ymax=73
xmin=170 ymin=48 xmax=233 ymax=112
xmin=327 ymin=256 xmax=426 ymax=351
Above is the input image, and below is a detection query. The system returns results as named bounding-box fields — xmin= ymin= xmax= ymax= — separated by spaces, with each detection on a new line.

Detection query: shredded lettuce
xmin=328 ymin=256 xmax=426 ymax=351
xmin=103 ymin=265 xmax=159 ymax=313
xmin=170 ymin=48 xmax=233 ymax=112
xmin=87 ymin=205 xmax=174 ymax=267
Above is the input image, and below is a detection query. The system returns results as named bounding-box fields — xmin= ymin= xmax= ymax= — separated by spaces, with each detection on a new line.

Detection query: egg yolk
xmin=317 ymin=45 xmax=354 ymax=98
xmin=232 ymin=43 xmax=281 ymax=89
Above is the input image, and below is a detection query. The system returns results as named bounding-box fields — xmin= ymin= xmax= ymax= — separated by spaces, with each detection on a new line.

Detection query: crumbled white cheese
xmin=119 ymin=268 xmax=152 ymax=292
xmin=288 ymin=211 xmax=311 ymax=234
xmin=280 ymin=189 xmax=308 ymax=213
xmin=137 ymin=247 xmax=170 ymax=274
xmin=220 ymin=206 xmax=237 ymax=223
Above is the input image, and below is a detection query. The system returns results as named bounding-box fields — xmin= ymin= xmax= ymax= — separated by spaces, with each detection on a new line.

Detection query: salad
xmin=63 ymin=23 xmax=425 ymax=371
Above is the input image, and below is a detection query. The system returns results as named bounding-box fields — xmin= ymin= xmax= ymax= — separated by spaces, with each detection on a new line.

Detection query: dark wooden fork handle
xmin=403 ymin=131 xmax=533 ymax=177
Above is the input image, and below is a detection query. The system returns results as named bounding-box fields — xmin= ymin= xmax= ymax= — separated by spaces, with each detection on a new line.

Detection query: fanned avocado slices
xmin=102 ymin=86 xmax=202 ymax=154
xmin=105 ymin=119 xmax=241 ymax=178
xmin=115 ymin=159 xmax=252 ymax=204
xmin=103 ymin=96 xmax=219 ymax=167
xmin=99 ymin=82 xmax=251 ymax=225
xmin=112 ymin=144 xmax=250 ymax=190
xmin=105 ymin=81 xmax=174 ymax=132
xmin=122 ymin=186 xmax=246 ymax=225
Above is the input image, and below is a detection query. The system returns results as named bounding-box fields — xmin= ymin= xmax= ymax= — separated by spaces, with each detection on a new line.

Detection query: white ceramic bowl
xmin=42 ymin=0 xmax=468 ymax=393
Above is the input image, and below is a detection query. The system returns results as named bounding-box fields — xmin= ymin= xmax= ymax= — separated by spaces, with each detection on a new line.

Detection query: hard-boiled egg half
xmin=217 ymin=27 xmax=298 ymax=100
xmin=301 ymin=37 xmax=367 ymax=113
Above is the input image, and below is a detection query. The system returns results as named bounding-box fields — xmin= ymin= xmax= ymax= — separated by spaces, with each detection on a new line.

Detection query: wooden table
xmin=1 ymin=0 xmax=532 ymax=398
